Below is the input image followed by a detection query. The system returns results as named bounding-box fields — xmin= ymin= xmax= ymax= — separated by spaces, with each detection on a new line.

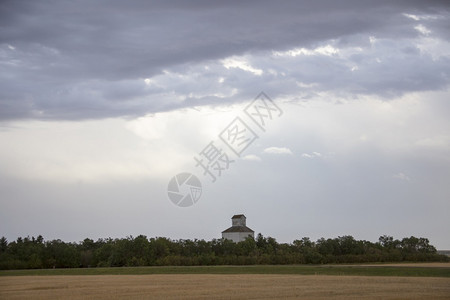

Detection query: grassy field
xmin=1 ymin=263 xmax=450 ymax=277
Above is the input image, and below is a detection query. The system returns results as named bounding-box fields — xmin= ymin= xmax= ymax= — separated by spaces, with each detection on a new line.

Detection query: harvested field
xmin=354 ymin=262 xmax=450 ymax=268
xmin=1 ymin=274 xmax=449 ymax=299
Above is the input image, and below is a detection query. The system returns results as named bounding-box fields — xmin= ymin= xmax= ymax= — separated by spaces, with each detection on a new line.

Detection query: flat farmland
xmin=1 ymin=274 xmax=450 ymax=299
xmin=1 ymin=264 xmax=449 ymax=299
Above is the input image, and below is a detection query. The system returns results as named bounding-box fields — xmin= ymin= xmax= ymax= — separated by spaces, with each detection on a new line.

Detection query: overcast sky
xmin=1 ymin=1 xmax=449 ymax=249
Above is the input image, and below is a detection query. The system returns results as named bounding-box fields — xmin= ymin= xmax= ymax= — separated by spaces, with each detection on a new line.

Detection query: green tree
xmin=237 ymin=236 xmax=257 ymax=256
xmin=0 ymin=237 xmax=8 ymax=253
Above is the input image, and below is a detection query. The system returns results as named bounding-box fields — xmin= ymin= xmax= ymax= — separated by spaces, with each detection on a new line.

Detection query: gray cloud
xmin=1 ymin=1 xmax=449 ymax=120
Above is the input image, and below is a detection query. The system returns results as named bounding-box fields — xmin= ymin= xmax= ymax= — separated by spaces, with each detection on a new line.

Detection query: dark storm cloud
xmin=0 ymin=0 xmax=449 ymax=120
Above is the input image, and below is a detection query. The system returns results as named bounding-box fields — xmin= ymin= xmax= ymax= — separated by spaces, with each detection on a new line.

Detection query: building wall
xmin=240 ymin=232 xmax=254 ymax=242
xmin=232 ymin=217 xmax=246 ymax=226
xmin=222 ymin=231 xmax=254 ymax=243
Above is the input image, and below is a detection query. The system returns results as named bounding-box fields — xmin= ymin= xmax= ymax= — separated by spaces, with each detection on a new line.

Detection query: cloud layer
xmin=1 ymin=1 xmax=449 ymax=120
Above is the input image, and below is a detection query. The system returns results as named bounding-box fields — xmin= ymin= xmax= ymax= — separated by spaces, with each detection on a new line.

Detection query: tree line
xmin=0 ymin=234 xmax=447 ymax=270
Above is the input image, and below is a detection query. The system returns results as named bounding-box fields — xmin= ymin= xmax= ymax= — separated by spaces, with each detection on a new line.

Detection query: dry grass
xmin=1 ymin=274 xmax=449 ymax=299
xmin=354 ymin=262 xmax=450 ymax=268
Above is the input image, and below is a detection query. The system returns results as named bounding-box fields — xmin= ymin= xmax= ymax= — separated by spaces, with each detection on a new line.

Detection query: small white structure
xmin=222 ymin=214 xmax=254 ymax=243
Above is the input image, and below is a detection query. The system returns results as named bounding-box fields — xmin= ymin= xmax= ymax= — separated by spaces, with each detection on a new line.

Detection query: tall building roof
xmin=222 ymin=225 xmax=254 ymax=233
xmin=222 ymin=214 xmax=253 ymax=234
xmin=232 ymin=214 xmax=246 ymax=219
